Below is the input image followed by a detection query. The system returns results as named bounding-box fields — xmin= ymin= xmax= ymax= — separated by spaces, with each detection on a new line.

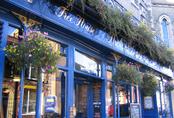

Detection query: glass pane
xmin=75 ymin=51 xmax=101 ymax=77
xmin=119 ymin=85 xmax=130 ymax=117
xmin=44 ymin=69 xmax=66 ymax=117
xmin=131 ymin=86 xmax=137 ymax=103
xmin=58 ymin=46 xmax=67 ymax=67
xmin=22 ymin=89 xmax=28 ymax=114
xmin=162 ymin=19 xmax=169 ymax=42
xmin=75 ymin=84 xmax=88 ymax=118
xmin=29 ymin=90 xmax=36 ymax=113
xmin=7 ymin=26 xmax=19 ymax=42
xmin=47 ymin=39 xmax=67 ymax=67
xmin=2 ymin=26 xmax=20 ymax=118
xmin=106 ymin=82 xmax=114 ymax=118
xmin=106 ymin=64 xmax=112 ymax=80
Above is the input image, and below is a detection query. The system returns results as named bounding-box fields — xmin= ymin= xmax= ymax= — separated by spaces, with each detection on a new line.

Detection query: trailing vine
xmin=64 ymin=0 xmax=174 ymax=70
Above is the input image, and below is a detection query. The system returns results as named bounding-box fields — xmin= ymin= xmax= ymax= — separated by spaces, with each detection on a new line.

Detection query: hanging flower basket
xmin=113 ymin=63 xmax=142 ymax=85
xmin=141 ymin=73 xmax=158 ymax=96
xmin=5 ymin=30 xmax=60 ymax=73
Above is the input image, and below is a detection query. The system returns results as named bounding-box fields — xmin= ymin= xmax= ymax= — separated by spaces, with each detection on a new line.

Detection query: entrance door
xmin=74 ymin=78 xmax=102 ymax=118
xmin=75 ymin=80 xmax=89 ymax=118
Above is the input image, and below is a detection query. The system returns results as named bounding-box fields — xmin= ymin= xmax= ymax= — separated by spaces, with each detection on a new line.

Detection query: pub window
xmin=3 ymin=25 xmax=21 ymax=118
xmin=58 ymin=44 xmax=67 ymax=67
xmin=119 ymin=85 xmax=131 ymax=117
xmin=75 ymin=50 xmax=101 ymax=77
xmin=47 ymin=39 xmax=67 ymax=67
xmin=25 ymin=39 xmax=67 ymax=81
xmin=43 ymin=69 xmax=66 ymax=117
xmin=5 ymin=26 xmax=20 ymax=78
xmin=106 ymin=82 xmax=114 ymax=117
xmin=23 ymin=89 xmax=36 ymax=114
xmin=106 ymin=64 xmax=113 ymax=80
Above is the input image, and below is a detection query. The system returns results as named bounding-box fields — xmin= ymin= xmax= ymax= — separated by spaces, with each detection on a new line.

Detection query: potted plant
xmin=5 ymin=29 xmax=60 ymax=118
xmin=141 ymin=73 xmax=158 ymax=96
xmin=113 ymin=63 xmax=142 ymax=85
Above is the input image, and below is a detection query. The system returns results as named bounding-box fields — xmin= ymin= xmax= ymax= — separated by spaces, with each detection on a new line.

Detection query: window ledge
xmin=22 ymin=113 xmax=35 ymax=115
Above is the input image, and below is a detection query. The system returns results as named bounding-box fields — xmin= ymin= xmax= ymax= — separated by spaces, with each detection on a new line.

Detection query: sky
xmin=167 ymin=0 xmax=174 ymax=3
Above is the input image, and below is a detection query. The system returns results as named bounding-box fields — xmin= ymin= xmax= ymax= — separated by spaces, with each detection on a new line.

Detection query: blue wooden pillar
xmin=66 ymin=45 xmax=75 ymax=118
xmin=139 ymin=87 xmax=142 ymax=118
xmin=116 ymin=87 xmax=120 ymax=118
xmin=101 ymin=60 xmax=106 ymax=118
xmin=18 ymin=68 xmax=25 ymax=118
xmin=112 ymin=82 xmax=117 ymax=118
xmin=169 ymin=91 xmax=173 ymax=118
xmin=113 ymin=55 xmax=120 ymax=118
xmin=0 ymin=21 xmax=8 ymax=118
xmin=35 ymin=68 xmax=43 ymax=118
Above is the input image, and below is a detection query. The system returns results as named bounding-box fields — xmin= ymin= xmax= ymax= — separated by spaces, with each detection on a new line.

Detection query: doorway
xmin=74 ymin=78 xmax=102 ymax=118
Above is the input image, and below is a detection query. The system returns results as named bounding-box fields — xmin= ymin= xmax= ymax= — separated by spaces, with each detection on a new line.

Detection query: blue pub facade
xmin=0 ymin=0 xmax=173 ymax=118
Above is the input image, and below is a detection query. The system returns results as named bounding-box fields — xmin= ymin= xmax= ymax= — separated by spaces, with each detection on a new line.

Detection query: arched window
xmin=161 ymin=18 xmax=169 ymax=42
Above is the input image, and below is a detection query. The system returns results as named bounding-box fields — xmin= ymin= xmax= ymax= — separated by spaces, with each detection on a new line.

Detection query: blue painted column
xmin=169 ymin=91 xmax=174 ymax=118
xmin=35 ymin=68 xmax=43 ymax=118
xmin=112 ymin=55 xmax=120 ymax=118
xmin=101 ymin=61 xmax=107 ymax=118
xmin=139 ymin=86 xmax=142 ymax=118
xmin=18 ymin=68 xmax=25 ymax=118
xmin=112 ymin=82 xmax=117 ymax=118
xmin=66 ymin=45 xmax=75 ymax=118
xmin=0 ymin=21 xmax=8 ymax=118
xmin=116 ymin=87 xmax=120 ymax=118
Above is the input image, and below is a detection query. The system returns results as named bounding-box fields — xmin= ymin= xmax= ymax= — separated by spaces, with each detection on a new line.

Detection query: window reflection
xmin=23 ymin=89 xmax=36 ymax=114
xmin=47 ymin=39 xmax=67 ymax=67
xmin=43 ymin=69 xmax=66 ymax=117
xmin=7 ymin=26 xmax=19 ymax=43
xmin=106 ymin=82 xmax=114 ymax=118
xmin=3 ymin=26 xmax=20 ymax=118
xmin=106 ymin=64 xmax=112 ymax=80
xmin=75 ymin=51 xmax=101 ymax=77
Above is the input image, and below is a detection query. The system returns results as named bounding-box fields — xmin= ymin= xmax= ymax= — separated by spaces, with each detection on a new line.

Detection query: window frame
xmin=131 ymin=0 xmax=140 ymax=9
xmin=74 ymin=50 xmax=102 ymax=77
xmin=22 ymin=89 xmax=36 ymax=115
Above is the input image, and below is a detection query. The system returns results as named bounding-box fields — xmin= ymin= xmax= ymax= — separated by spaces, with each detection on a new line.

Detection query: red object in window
xmin=108 ymin=105 xmax=114 ymax=116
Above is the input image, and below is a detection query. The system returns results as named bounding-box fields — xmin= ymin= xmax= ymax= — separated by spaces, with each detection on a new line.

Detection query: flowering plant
xmin=5 ymin=30 xmax=60 ymax=73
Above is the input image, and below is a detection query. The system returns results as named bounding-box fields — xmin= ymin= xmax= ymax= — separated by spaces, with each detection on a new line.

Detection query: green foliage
xmin=113 ymin=63 xmax=142 ymax=85
xmin=141 ymin=73 xmax=158 ymax=96
xmin=5 ymin=31 xmax=60 ymax=73
xmin=165 ymin=81 xmax=174 ymax=93
xmin=65 ymin=0 xmax=174 ymax=69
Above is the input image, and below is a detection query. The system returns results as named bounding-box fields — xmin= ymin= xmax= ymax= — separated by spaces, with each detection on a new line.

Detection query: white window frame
xmin=131 ymin=0 xmax=139 ymax=9
xmin=22 ymin=89 xmax=36 ymax=115
xmin=159 ymin=15 xmax=171 ymax=46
